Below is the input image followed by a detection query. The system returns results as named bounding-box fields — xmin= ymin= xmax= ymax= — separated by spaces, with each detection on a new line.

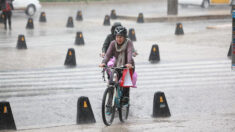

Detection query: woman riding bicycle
xmin=99 ymin=25 xmax=135 ymax=104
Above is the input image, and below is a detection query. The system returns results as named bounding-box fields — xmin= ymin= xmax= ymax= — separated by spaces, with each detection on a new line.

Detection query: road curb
xmin=117 ymin=14 xmax=231 ymax=22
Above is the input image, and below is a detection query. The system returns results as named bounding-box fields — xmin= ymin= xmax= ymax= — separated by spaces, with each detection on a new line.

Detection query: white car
xmin=179 ymin=0 xmax=233 ymax=8
xmin=13 ymin=0 xmax=41 ymax=16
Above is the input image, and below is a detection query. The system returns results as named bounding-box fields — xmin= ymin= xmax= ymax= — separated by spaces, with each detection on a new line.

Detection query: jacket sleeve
xmin=127 ymin=40 xmax=134 ymax=64
xmin=102 ymin=35 xmax=111 ymax=53
xmin=102 ymin=41 xmax=114 ymax=64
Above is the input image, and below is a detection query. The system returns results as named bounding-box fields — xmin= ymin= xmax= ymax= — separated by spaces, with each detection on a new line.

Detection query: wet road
xmin=0 ymin=0 xmax=235 ymax=131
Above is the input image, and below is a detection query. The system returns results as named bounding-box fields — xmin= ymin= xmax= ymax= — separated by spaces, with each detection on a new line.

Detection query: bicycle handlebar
xmin=103 ymin=65 xmax=134 ymax=70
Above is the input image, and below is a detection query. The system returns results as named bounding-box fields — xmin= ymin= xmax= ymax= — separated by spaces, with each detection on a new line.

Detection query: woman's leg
xmin=123 ymin=88 xmax=130 ymax=97
xmin=3 ymin=12 xmax=7 ymax=29
xmin=7 ymin=11 xmax=12 ymax=30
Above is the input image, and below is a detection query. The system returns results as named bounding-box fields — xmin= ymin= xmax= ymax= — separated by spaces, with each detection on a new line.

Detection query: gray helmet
xmin=114 ymin=26 xmax=127 ymax=37
xmin=111 ymin=22 xmax=122 ymax=35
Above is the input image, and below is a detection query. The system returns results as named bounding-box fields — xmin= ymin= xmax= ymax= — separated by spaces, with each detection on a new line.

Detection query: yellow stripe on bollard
xmin=84 ymin=101 xmax=88 ymax=108
xmin=160 ymin=96 xmax=164 ymax=103
xmin=153 ymin=47 xmax=156 ymax=52
xmin=179 ymin=24 xmax=182 ymax=28
xmin=69 ymin=51 xmax=72 ymax=56
xmin=3 ymin=106 xmax=8 ymax=114
xmin=132 ymin=30 xmax=135 ymax=35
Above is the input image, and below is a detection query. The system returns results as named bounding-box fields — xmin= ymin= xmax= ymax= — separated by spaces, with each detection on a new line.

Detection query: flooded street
xmin=0 ymin=0 xmax=235 ymax=131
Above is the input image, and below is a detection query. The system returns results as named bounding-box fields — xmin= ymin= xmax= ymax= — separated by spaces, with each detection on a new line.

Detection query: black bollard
xmin=153 ymin=92 xmax=171 ymax=118
xmin=66 ymin=16 xmax=74 ymax=28
xmin=175 ymin=23 xmax=184 ymax=35
xmin=39 ymin=12 xmax=47 ymax=22
xmin=103 ymin=15 xmax=110 ymax=26
xmin=64 ymin=48 xmax=76 ymax=66
xmin=75 ymin=32 xmax=85 ymax=45
xmin=16 ymin=35 xmax=27 ymax=49
xmin=76 ymin=10 xmax=83 ymax=21
xmin=0 ymin=101 xmax=16 ymax=130
xmin=77 ymin=96 xmax=96 ymax=124
xmin=110 ymin=9 xmax=117 ymax=19
xmin=128 ymin=28 xmax=136 ymax=41
xmin=149 ymin=44 xmax=160 ymax=63
xmin=137 ymin=13 xmax=144 ymax=23
xmin=26 ymin=18 xmax=34 ymax=29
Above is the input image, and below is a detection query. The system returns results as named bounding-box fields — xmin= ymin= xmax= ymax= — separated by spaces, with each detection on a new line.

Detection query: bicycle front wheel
xmin=118 ymin=103 xmax=129 ymax=122
xmin=102 ymin=87 xmax=115 ymax=126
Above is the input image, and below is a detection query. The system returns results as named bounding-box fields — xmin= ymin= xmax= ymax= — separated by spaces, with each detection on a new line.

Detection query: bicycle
xmin=101 ymin=66 xmax=130 ymax=126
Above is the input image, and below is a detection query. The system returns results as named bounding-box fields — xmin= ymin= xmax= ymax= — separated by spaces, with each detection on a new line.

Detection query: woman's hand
xmin=125 ymin=64 xmax=133 ymax=69
xmin=99 ymin=63 xmax=106 ymax=67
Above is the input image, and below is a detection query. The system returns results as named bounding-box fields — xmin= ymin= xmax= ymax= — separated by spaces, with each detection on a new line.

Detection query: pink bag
xmin=107 ymin=57 xmax=115 ymax=67
xmin=132 ymin=72 xmax=137 ymax=88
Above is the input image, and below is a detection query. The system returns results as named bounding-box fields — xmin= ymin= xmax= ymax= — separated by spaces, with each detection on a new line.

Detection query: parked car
xmin=13 ymin=0 xmax=41 ymax=16
xmin=179 ymin=0 xmax=233 ymax=8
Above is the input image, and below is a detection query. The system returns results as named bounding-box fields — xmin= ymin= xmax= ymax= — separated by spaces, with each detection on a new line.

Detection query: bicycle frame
xmin=101 ymin=66 xmax=130 ymax=125
xmin=113 ymin=85 xmax=122 ymax=108
xmin=103 ymin=67 xmax=126 ymax=108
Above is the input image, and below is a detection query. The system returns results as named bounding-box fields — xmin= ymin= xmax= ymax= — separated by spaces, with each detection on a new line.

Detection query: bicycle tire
xmin=102 ymin=87 xmax=115 ymax=126
xmin=118 ymin=102 xmax=129 ymax=122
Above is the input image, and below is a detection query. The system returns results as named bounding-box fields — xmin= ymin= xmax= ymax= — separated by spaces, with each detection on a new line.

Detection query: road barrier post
xmin=64 ymin=48 xmax=76 ymax=66
xmin=75 ymin=32 xmax=85 ymax=45
xmin=149 ymin=44 xmax=160 ymax=63
xmin=67 ymin=17 xmax=74 ymax=28
xmin=0 ymin=102 xmax=16 ymax=130
xmin=153 ymin=92 xmax=171 ymax=117
xmin=103 ymin=15 xmax=110 ymax=26
xmin=16 ymin=35 xmax=27 ymax=49
xmin=39 ymin=12 xmax=47 ymax=22
xmin=77 ymin=96 xmax=96 ymax=124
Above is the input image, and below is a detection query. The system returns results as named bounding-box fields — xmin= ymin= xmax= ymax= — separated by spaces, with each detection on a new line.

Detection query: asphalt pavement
xmin=0 ymin=0 xmax=235 ymax=131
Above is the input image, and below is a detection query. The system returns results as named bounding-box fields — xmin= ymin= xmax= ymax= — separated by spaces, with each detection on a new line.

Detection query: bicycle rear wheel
xmin=118 ymin=102 xmax=129 ymax=122
xmin=102 ymin=87 xmax=115 ymax=126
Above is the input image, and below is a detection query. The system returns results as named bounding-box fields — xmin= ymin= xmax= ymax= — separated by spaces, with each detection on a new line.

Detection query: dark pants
xmin=3 ymin=11 xmax=12 ymax=29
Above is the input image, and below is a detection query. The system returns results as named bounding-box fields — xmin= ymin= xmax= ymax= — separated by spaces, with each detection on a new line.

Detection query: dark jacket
xmin=102 ymin=34 xmax=115 ymax=53
xmin=102 ymin=39 xmax=135 ymax=67
xmin=1 ymin=0 xmax=14 ymax=12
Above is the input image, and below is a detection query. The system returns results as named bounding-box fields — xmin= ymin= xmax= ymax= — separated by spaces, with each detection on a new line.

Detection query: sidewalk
xmin=117 ymin=13 xmax=231 ymax=23
xmin=40 ymin=0 xmax=231 ymax=22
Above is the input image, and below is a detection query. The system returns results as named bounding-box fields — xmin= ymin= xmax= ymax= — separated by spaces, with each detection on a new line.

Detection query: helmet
xmin=114 ymin=26 xmax=127 ymax=37
xmin=111 ymin=22 xmax=122 ymax=35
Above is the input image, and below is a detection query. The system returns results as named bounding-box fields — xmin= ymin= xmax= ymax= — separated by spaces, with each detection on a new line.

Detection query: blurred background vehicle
xmin=12 ymin=0 xmax=41 ymax=16
xmin=179 ymin=0 xmax=233 ymax=8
